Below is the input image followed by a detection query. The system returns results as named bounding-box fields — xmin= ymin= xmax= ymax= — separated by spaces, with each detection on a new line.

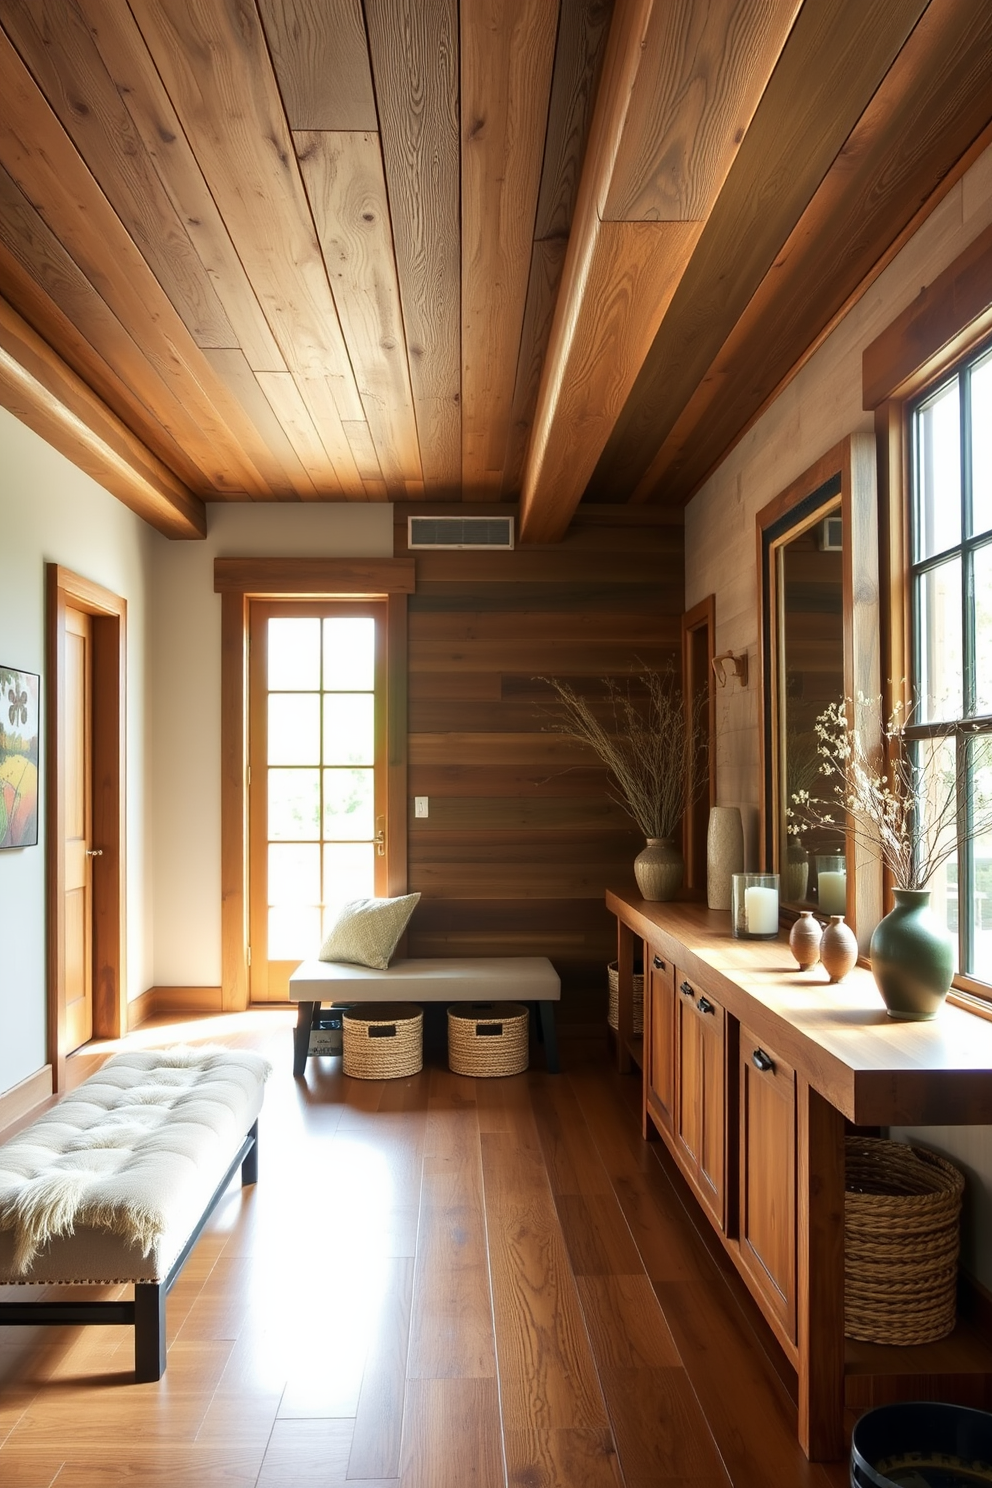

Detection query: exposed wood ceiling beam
xmin=517 ymin=0 xmax=803 ymax=544
xmin=0 ymin=292 xmax=205 ymax=538
xmin=631 ymin=0 xmax=992 ymax=506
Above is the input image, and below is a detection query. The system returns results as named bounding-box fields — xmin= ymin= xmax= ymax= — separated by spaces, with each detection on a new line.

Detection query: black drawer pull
xmin=697 ymin=996 xmax=715 ymax=1015
xmin=752 ymin=1048 xmax=775 ymax=1073
xmin=680 ymin=980 xmax=695 ymax=998
xmin=653 ymin=955 xmax=665 ymax=970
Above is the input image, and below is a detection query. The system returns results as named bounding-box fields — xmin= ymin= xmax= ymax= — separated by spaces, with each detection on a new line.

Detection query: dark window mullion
xmin=962 ymin=366 xmax=977 ymax=720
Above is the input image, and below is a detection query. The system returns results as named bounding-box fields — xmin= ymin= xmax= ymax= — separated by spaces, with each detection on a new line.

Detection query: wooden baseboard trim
xmin=128 ymin=986 xmax=225 ymax=1028
xmin=0 ymin=1064 xmax=53 ymax=1140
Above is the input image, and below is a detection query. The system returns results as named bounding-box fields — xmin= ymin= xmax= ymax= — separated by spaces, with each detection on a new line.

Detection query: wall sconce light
xmin=711 ymin=650 xmax=749 ymax=689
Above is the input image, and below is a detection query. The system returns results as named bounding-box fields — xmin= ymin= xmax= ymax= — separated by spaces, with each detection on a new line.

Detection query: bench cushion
xmin=0 ymin=1046 xmax=269 ymax=1285
xmin=289 ymin=955 xmax=561 ymax=1004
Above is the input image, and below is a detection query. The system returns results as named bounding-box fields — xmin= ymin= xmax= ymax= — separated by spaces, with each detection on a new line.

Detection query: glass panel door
xmin=249 ymin=602 xmax=386 ymax=998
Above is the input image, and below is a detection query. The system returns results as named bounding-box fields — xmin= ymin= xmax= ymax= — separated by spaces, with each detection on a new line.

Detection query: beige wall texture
xmin=685 ymin=140 xmax=992 ymax=1289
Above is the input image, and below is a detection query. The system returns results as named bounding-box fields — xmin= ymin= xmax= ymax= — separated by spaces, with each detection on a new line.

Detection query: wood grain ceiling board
xmin=460 ymin=0 xmax=560 ymax=499
xmin=518 ymin=0 xmax=798 ymax=542
xmin=252 ymin=370 xmax=346 ymax=498
xmin=501 ymin=0 xmax=613 ymax=495
xmin=200 ymin=349 xmax=316 ymax=500
xmin=297 ymin=130 xmax=423 ymax=492
xmin=0 ymin=293 xmax=204 ymax=537
xmin=72 ymin=0 xmax=285 ymax=373
xmin=256 ymin=0 xmax=378 ymax=131
xmin=589 ymin=0 xmax=930 ymax=502
xmin=0 ymin=24 xmax=271 ymax=497
xmin=636 ymin=0 xmax=992 ymax=506
xmin=364 ymin=0 xmax=462 ymax=499
xmin=293 ymin=371 xmax=369 ymax=496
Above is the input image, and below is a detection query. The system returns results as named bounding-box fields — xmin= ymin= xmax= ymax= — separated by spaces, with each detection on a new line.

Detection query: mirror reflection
xmin=778 ymin=502 xmax=846 ymax=910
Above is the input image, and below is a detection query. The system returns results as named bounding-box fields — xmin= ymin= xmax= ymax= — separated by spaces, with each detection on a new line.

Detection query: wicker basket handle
xmin=369 ymin=1024 xmax=397 ymax=1038
xmin=477 ymin=1023 xmax=503 ymax=1036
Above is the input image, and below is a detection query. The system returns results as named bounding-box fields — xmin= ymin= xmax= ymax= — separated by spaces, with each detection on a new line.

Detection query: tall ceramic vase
xmin=869 ymin=888 xmax=954 ymax=1020
xmin=706 ymin=806 xmax=744 ymax=910
xmin=634 ymin=837 xmax=683 ymax=901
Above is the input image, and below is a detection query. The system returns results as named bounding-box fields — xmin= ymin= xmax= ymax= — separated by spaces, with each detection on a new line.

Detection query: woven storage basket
xmin=342 ymin=1003 xmax=423 ymax=1079
xmin=845 ymin=1137 xmax=964 ymax=1346
xmin=607 ymin=961 xmax=644 ymax=1035
xmin=447 ymin=1002 xmax=529 ymax=1077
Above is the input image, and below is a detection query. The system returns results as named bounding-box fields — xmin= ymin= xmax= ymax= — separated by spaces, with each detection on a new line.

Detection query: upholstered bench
xmin=289 ymin=956 xmax=561 ymax=1077
xmin=0 ymin=1045 xmax=270 ymax=1381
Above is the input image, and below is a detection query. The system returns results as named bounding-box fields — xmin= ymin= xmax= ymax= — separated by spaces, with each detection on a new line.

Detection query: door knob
xmin=374 ymin=816 xmax=386 ymax=857
xmin=85 ymin=848 xmax=103 ymax=857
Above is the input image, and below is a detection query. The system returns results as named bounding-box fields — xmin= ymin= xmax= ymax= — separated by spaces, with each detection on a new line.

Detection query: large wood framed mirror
xmin=757 ymin=434 xmax=881 ymax=948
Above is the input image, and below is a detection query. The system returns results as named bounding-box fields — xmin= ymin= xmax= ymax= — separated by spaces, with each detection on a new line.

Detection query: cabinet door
xmin=646 ymin=950 xmax=675 ymax=1134
xmin=739 ymin=1025 xmax=796 ymax=1342
xmin=675 ymin=973 xmax=727 ymax=1231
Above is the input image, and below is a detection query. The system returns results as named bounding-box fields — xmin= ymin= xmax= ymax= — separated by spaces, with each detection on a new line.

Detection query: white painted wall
xmin=149 ymin=502 xmax=394 ymax=988
xmin=685 ymin=141 xmax=992 ymax=1288
xmin=0 ymin=406 xmax=155 ymax=1095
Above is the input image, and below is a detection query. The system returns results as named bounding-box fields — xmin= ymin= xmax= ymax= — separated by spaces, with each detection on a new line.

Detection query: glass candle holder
xmin=816 ymin=854 xmax=847 ymax=915
xmin=731 ymin=872 xmax=780 ymax=939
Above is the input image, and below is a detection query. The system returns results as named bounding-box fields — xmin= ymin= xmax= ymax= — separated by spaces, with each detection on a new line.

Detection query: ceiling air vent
xmin=408 ymin=515 xmax=514 ymax=550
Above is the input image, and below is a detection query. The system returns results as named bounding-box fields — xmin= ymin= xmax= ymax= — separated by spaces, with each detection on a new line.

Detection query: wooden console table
xmin=607 ymin=889 xmax=992 ymax=1461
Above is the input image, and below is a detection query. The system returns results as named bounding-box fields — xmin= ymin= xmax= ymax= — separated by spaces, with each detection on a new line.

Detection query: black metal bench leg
xmin=241 ymin=1119 xmax=258 ymax=1185
xmin=134 ymin=1283 xmax=166 ymax=1382
xmin=293 ymin=1001 xmax=316 ymax=1077
xmin=538 ymin=1001 xmax=560 ymax=1073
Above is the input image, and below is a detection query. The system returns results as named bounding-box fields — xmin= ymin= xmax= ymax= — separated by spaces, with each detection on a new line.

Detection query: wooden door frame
xmin=214 ymin=557 xmax=415 ymax=1010
xmin=46 ymin=564 xmax=126 ymax=1090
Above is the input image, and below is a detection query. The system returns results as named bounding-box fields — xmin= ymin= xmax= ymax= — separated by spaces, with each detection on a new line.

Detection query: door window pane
xmin=268 ymin=843 xmax=320 ymax=905
xmin=324 ymin=617 xmax=376 ymax=691
xmin=916 ymin=380 xmax=961 ymax=560
xmin=324 ymin=768 xmax=375 ymax=839
xmin=268 ymin=693 xmax=320 ymax=765
xmin=323 ymin=694 xmax=375 ymax=765
xmin=916 ymin=558 xmax=962 ymax=721
xmin=323 ymin=842 xmax=375 ymax=919
xmin=975 ymin=542 xmax=992 ymax=716
xmin=972 ymin=351 xmax=992 ymax=539
xmin=269 ymin=618 xmax=320 ymax=690
xmin=268 ymin=769 xmax=320 ymax=840
xmin=269 ymin=904 xmax=322 ymax=960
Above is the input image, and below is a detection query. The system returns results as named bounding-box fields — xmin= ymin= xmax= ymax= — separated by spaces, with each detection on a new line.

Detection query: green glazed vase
xmin=869 ymin=888 xmax=954 ymax=1021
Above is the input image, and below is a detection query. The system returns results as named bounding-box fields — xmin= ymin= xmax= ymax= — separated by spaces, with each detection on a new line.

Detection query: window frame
xmin=864 ymin=219 xmax=992 ymax=1009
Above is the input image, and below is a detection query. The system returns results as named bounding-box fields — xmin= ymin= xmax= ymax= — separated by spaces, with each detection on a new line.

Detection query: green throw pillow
xmin=318 ymin=893 xmax=421 ymax=971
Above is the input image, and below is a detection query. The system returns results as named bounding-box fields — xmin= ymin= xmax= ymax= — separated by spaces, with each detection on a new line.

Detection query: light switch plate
xmin=414 ymin=796 xmax=429 ymax=818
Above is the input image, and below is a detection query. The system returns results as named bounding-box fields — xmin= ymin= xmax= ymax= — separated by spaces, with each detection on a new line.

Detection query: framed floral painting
xmin=0 ymin=667 xmax=40 ymax=849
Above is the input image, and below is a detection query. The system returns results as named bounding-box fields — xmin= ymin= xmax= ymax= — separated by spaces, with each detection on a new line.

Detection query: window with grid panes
xmin=909 ymin=339 xmax=992 ymax=984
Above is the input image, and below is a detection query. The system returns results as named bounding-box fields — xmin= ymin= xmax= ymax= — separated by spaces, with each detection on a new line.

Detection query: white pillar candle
xmin=818 ymin=871 xmax=847 ymax=915
xmin=744 ymin=885 xmax=779 ymax=935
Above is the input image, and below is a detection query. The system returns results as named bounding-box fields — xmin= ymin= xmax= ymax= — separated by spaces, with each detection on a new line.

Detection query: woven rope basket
xmin=845 ymin=1137 xmax=964 ymax=1346
xmin=342 ymin=1003 xmax=423 ymax=1079
xmin=447 ymin=1002 xmax=529 ymax=1077
xmin=607 ymin=961 xmax=644 ymax=1035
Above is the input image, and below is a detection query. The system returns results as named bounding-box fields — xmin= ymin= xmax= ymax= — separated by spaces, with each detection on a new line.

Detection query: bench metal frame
xmin=0 ymin=1119 xmax=258 ymax=1382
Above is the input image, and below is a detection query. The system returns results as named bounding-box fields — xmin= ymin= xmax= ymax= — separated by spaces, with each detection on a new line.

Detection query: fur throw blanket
xmin=0 ymin=1045 xmax=270 ymax=1275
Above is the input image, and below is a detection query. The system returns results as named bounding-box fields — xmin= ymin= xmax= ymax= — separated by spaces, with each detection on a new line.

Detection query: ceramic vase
xmin=706 ymin=806 xmax=744 ymax=910
xmin=820 ymin=914 xmax=858 ymax=982
xmin=869 ymin=888 xmax=954 ymax=1021
xmin=784 ymin=842 xmax=810 ymax=904
xmin=789 ymin=910 xmax=822 ymax=971
xmin=634 ymin=837 xmax=683 ymax=901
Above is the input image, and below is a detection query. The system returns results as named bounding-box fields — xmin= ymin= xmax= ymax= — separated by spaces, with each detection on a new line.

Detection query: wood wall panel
xmin=400 ymin=507 xmax=683 ymax=991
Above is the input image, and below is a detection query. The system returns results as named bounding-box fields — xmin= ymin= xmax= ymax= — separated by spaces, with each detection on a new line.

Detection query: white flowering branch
xmin=790 ymin=696 xmax=992 ymax=890
xmin=542 ymin=671 xmax=704 ymax=841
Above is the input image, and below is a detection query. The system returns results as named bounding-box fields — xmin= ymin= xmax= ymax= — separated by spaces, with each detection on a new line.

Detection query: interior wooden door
xmin=739 ymin=1025 xmax=797 ymax=1342
xmin=248 ymin=601 xmax=389 ymax=1000
xmin=63 ymin=605 xmax=93 ymax=1051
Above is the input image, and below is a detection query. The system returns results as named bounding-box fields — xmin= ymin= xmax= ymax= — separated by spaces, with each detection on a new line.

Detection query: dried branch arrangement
xmin=542 ymin=671 xmax=702 ymax=841
xmin=789 ymin=696 xmax=992 ymax=889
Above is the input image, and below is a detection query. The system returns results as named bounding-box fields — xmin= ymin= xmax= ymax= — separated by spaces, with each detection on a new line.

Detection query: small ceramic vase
xmin=633 ymin=837 xmax=683 ymax=901
xmin=706 ymin=805 xmax=744 ymax=910
xmin=789 ymin=910 xmax=822 ymax=971
xmin=820 ymin=914 xmax=858 ymax=982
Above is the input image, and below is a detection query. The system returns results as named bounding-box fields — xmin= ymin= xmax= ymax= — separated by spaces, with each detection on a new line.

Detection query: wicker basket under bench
xmin=289 ymin=956 xmax=560 ymax=1077
xmin=0 ymin=1048 xmax=269 ymax=1381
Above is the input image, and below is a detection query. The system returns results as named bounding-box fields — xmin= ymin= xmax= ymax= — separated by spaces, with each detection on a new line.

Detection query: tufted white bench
xmin=289 ymin=956 xmax=561 ymax=1077
xmin=0 ymin=1046 xmax=270 ymax=1381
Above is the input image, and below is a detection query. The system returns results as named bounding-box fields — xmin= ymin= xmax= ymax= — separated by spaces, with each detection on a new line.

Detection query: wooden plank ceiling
xmin=0 ymin=0 xmax=989 ymax=540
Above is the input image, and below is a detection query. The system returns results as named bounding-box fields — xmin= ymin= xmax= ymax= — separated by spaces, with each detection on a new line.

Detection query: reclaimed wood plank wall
xmin=398 ymin=506 xmax=684 ymax=994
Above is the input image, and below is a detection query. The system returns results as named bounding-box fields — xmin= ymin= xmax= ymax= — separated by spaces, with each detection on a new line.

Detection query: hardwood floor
xmin=0 ymin=1009 xmax=850 ymax=1487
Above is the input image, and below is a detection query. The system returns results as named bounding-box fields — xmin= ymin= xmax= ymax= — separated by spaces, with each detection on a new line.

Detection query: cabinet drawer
xmin=675 ymin=971 xmax=727 ymax=1232
xmin=645 ymin=949 xmax=675 ymax=1133
xmin=739 ymin=1026 xmax=797 ymax=1343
